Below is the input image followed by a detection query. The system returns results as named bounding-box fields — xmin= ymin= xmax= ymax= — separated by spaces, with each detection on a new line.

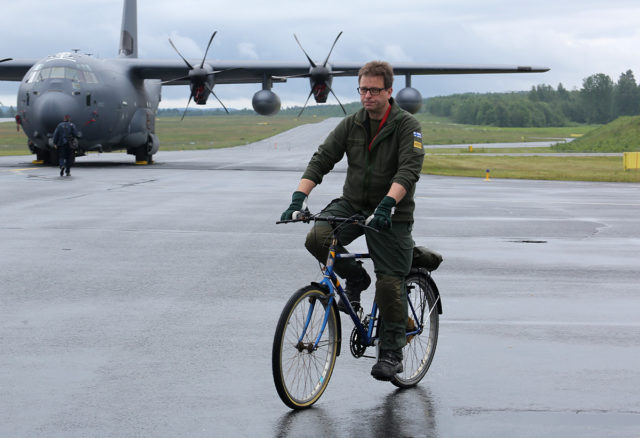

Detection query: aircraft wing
xmin=0 ymin=57 xmax=549 ymax=84
xmin=126 ymin=59 xmax=549 ymax=85
xmin=0 ymin=59 xmax=40 ymax=81
xmin=337 ymin=63 xmax=550 ymax=76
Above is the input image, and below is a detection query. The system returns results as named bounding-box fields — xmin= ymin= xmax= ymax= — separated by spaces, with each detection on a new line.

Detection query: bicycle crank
xmin=349 ymin=327 xmax=368 ymax=358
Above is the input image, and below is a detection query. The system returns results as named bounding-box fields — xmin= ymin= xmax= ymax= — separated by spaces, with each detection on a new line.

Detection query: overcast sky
xmin=1 ymin=0 xmax=638 ymax=110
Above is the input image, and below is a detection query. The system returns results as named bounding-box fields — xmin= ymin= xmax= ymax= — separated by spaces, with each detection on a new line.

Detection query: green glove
xmin=281 ymin=191 xmax=308 ymax=221
xmin=366 ymin=196 xmax=396 ymax=230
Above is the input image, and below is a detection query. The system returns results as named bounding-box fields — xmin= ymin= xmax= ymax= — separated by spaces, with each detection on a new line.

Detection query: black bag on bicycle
xmin=412 ymin=246 xmax=443 ymax=271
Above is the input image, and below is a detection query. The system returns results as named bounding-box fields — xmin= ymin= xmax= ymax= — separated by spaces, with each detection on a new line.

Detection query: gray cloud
xmin=1 ymin=0 xmax=638 ymax=109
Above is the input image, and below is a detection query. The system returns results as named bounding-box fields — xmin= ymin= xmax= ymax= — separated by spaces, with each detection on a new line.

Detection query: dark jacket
xmin=53 ymin=121 xmax=78 ymax=147
xmin=302 ymin=98 xmax=424 ymax=221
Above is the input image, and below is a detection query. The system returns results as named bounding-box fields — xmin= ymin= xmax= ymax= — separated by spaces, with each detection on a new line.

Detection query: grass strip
xmin=423 ymin=155 xmax=640 ymax=182
xmin=415 ymin=113 xmax=595 ymax=145
xmin=154 ymin=115 xmax=325 ymax=150
xmin=0 ymin=115 xmax=326 ymax=155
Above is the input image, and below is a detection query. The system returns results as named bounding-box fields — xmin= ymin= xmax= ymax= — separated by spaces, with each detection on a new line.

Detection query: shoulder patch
xmin=413 ymin=131 xmax=423 ymax=149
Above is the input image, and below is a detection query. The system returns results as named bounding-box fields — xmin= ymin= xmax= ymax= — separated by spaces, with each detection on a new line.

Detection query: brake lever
xmin=276 ymin=210 xmax=312 ymax=224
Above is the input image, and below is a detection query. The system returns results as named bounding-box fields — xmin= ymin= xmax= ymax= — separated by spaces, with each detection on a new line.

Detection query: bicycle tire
xmin=391 ymin=273 xmax=439 ymax=388
xmin=272 ymin=285 xmax=339 ymax=409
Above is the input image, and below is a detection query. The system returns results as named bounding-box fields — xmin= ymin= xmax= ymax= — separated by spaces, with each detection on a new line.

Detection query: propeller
xmin=275 ymin=32 xmax=347 ymax=117
xmin=0 ymin=58 xmax=12 ymax=63
xmin=162 ymin=31 xmax=228 ymax=120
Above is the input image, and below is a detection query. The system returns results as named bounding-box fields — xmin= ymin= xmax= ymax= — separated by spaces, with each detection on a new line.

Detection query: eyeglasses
xmin=357 ymin=87 xmax=387 ymax=96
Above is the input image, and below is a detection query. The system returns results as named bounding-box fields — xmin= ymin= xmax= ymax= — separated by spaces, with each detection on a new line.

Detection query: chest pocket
xmin=369 ymin=131 xmax=399 ymax=180
xmin=346 ymin=135 xmax=367 ymax=171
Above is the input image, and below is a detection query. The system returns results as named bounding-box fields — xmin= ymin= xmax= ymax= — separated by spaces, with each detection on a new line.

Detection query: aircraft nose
xmin=34 ymin=92 xmax=76 ymax=134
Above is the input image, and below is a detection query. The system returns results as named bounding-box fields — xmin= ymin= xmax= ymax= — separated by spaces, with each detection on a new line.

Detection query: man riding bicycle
xmin=281 ymin=60 xmax=425 ymax=381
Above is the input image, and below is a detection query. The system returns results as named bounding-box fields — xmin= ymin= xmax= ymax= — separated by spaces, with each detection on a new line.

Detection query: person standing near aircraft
xmin=53 ymin=115 xmax=78 ymax=176
xmin=281 ymin=61 xmax=425 ymax=381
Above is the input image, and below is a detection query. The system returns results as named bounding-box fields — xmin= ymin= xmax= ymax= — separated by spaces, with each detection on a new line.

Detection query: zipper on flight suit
xmin=362 ymin=114 xmax=394 ymax=210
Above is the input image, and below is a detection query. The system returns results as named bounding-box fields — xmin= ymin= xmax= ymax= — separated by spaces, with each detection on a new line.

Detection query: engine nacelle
xmin=252 ymin=90 xmax=281 ymax=116
xmin=310 ymin=66 xmax=332 ymax=103
xmin=190 ymin=67 xmax=215 ymax=105
xmin=396 ymin=87 xmax=423 ymax=114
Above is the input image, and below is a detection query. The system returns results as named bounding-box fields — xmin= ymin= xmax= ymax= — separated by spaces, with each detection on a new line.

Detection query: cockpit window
xmin=25 ymin=63 xmax=99 ymax=84
xmin=77 ymin=64 xmax=99 ymax=83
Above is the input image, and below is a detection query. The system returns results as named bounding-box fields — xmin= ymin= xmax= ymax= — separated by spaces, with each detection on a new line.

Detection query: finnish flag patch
xmin=413 ymin=131 xmax=423 ymax=149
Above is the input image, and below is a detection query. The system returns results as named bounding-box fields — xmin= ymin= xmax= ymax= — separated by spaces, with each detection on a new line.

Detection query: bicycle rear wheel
xmin=272 ymin=285 xmax=339 ymax=409
xmin=391 ymin=273 xmax=439 ymax=388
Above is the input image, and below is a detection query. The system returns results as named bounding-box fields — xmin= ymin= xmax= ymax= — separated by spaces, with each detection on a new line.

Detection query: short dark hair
xmin=358 ymin=61 xmax=394 ymax=89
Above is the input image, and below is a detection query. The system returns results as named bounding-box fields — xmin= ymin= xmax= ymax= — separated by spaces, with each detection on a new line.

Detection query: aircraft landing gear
xmin=134 ymin=134 xmax=158 ymax=165
xmin=135 ymin=145 xmax=153 ymax=165
xmin=34 ymin=148 xmax=59 ymax=165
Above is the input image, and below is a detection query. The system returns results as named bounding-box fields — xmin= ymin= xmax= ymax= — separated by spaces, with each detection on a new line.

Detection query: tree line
xmin=0 ymin=106 xmax=16 ymax=118
xmin=424 ymin=70 xmax=640 ymax=126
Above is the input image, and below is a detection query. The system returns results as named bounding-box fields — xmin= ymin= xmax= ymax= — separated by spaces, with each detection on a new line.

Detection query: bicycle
xmin=272 ymin=213 xmax=443 ymax=410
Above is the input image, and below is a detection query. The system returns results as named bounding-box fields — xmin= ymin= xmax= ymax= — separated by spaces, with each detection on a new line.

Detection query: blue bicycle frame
xmin=301 ymin=238 xmax=425 ymax=354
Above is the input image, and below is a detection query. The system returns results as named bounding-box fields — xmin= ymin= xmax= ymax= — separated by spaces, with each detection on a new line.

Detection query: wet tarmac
xmin=1 ymin=119 xmax=639 ymax=437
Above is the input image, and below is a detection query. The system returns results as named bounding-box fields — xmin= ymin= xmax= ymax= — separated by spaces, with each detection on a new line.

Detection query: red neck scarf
xmin=368 ymin=104 xmax=392 ymax=152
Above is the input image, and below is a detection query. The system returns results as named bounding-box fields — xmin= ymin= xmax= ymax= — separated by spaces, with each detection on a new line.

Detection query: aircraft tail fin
xmin=119 ymin=0 xmax=138 ymax=58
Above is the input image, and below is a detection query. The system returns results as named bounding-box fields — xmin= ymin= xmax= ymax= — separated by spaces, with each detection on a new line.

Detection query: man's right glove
xmin=281 ymin=191 xmax=308 ymax=221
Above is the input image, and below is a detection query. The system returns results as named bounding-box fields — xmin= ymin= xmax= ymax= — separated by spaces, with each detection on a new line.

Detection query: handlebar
xmin=277 ymin=212 xmax=379 ymax=232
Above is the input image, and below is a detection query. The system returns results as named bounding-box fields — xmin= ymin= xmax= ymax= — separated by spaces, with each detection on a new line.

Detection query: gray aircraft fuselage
xmin=17 ymin=52 xmax=160 ymax=162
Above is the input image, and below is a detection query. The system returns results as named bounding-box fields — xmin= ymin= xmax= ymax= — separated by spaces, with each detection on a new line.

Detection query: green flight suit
xmin=302 ymin=98 xmax=424 ymax=351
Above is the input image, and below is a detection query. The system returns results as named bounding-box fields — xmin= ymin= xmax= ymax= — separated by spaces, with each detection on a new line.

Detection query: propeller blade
xmin=169 ymin=38 xmax=194 ymax=70
xmin=200 ymin=31 xmax=217 ymax=69
xmin=272 ymin=73 xmax=311 ymax=80
xmin=0 ymin=58 xmax=12 ymax=63
xmin=206 ymin=68 xmax=234 ymax=77
xmin=327 ymin=84 xmax=346 ymax=115
xmin=181 ymin=93 xmax=194 ymax=121
xmin=293 ymin=34 xmax=316 ymax=68
xmin=161 ymin=75 xmax=190 ymax=85
xmin=297 ymin=89 xmax=315 ymax=118
xmin=322 ymin=31 xmax=342 ymax=67
xmin=205 ymin=83 xmax=229 ymax=114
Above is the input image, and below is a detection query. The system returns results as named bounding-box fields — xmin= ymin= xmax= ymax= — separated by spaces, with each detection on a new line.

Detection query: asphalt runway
xmin=1 ymin=118 xmax=639 ymax=437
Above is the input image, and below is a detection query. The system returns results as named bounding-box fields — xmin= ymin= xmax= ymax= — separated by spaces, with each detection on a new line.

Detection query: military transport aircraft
xmin=0 ymin=0 xmax=548 ymax=165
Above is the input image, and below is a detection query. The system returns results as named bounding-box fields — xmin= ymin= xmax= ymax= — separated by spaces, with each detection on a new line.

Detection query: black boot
xmin=371 ymin=349 xmax=403 ymax=381
xmin=60 ymin=166 xmax=64 ymax=176
xmin=337 ymin=267 xmax=371 ymax=313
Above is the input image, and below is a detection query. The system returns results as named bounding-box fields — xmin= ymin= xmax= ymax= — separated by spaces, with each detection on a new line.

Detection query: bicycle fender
xmin=427 ymin=275 xmax=443 ymax=315
xmin=309 ymin=282 xmax=343 ymax=357
xmin=408 ymin=269 xmax=443 ymax=315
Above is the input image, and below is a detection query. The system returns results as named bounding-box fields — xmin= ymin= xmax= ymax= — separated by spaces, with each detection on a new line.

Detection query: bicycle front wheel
xmin=272 ymin=285 xmax=339 ymax=409
xmin=392 ymin=273 xmax=440 ymax=388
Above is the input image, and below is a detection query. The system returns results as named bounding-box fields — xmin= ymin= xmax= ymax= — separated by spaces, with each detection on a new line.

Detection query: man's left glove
xmin=366 ymin=196 xmax=396 ymax=230
xmin=281 ymin=191 xmax=308 ymax=221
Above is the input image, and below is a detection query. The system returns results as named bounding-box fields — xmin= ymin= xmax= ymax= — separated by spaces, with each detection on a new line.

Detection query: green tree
xmin=580 ymin=73 xmax=614 ymax=124
xmin=556 ymin=83 xmax=570 ymax=100
xmin=613 ymin=70 xmax=640 ymax=117
xmin=528 ymin=84 xmax=556 ymax=102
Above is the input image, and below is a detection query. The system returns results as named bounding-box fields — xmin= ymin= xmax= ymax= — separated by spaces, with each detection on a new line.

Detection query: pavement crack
xmin=454 ymin=407 xmax=640 ymax=416
xmin=107 ymin=179 xmax=157 ymax=190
